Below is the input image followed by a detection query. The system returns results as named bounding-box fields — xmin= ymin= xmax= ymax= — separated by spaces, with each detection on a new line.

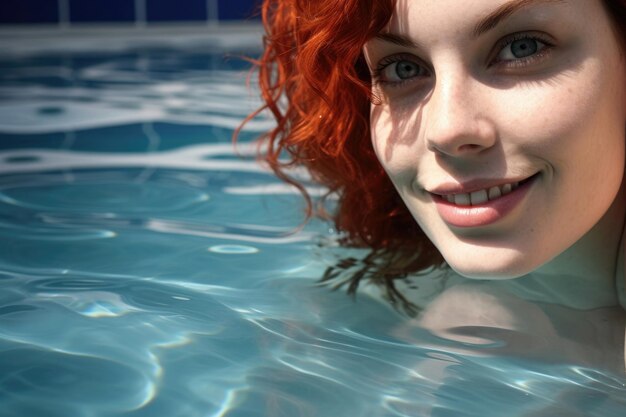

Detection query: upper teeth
xmin=442 ymin=181 xmax=520 ymax=206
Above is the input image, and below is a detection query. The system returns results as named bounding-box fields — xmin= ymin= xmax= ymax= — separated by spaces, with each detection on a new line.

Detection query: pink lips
xmin=431 ymin=176 xmax=537 ymax=228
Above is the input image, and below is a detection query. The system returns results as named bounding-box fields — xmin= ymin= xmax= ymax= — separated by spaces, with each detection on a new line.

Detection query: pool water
xmin=0 ymin=28 xmax=625 ymax=417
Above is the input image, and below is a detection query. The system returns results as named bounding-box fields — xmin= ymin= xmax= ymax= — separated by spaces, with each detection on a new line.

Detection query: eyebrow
xmin=375 ymin=0 xmax=566 ymax=48
xmin=473 ymin=0 xmax=565 ymax=37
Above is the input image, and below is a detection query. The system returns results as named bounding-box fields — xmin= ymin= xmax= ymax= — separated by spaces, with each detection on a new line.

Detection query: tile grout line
xmin=58 ymin=0 xmax=70 ymax=28
xmin=135 ymin=0 xmax=147 ymax=27
xmin=207 ymin=0 xmax=219 ymax=26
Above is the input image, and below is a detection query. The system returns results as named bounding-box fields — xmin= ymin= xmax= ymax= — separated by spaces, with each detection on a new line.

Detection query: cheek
xmin=369 ymin=102 xmax=422 ymax=184
xmin=494 ymin=84 xmax=588 ymax=147
xmin=491 ymin=60 xmax=625 ymax=174
xmin=369 ymin=104 xmax=389 ymax=163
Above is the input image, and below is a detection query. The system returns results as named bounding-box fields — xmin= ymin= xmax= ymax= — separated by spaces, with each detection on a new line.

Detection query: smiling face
xmin=364 ymin=0 xmax=626 ymax=278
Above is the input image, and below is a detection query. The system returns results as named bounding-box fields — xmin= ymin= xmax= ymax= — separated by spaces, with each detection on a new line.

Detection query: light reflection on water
xmin=0 ymin=32 xmax=624 ymax=417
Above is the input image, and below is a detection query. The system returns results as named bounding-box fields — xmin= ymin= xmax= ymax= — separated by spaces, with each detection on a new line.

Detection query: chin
xmin=442 ymin=248 xmax=543 ymax=280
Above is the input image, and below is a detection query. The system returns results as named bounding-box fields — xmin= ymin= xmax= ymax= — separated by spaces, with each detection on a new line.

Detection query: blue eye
xmin=494 ymin=34 xmax=552 ymax=65
xmin=390 ymin=60 xmax=423 ymax=80
xmin=372 ymin=33 xmax=554 ymax=87
xmin=511 ymin=38 xmax=539 ymax=57
xmin=374 ymin=56 xmax=428 ymax=85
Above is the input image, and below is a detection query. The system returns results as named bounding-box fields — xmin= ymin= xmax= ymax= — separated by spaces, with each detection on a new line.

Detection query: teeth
xmin=469 ymin=189 xmax=488 ymax=205
xmin=454 ymin=193 xmax=470 ymax=206
xmin=488 ymin=186 xmax=501 ymax=200
xmin=441 ymin=181 xmax=522 ymax=206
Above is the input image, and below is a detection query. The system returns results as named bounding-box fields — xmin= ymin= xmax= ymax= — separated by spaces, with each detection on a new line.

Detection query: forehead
xmin=386 ymin=0 xmax=576 ymax=42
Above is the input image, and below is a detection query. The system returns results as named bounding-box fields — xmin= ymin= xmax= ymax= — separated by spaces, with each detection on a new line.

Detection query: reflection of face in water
xmin=364 ymin=0 xmax=626 ymax=279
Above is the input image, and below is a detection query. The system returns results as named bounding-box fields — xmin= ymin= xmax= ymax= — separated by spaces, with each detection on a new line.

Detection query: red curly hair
xmin=239 ymin=0 xmax=626 ymax=313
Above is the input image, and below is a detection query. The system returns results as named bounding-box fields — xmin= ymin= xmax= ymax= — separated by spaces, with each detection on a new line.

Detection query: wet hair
xmin=239 ymin=0 xmax=626 ymax=314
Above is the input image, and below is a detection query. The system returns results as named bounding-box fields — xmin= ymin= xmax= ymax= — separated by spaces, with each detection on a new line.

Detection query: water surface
xmin=0 ymin=29 xmax=624 ymax=417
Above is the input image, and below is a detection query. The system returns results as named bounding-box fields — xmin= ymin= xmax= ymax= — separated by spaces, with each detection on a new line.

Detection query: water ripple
xmin=0 ymin=345 xmax=152 ymax=413
xmin=0 ymin=181 xmax=208 ymax=213
xmin=0 ymin=220 xmax=115 ymax=241
xmin=146 ymin=219 xmax=316 ymax=244
xmin=1 ymin=36 xmax=625 ymax=417
xmin=208 ymin=245 xmax=259 ymax=254
xmin=0 ymin=146 xmax=270 ymax=175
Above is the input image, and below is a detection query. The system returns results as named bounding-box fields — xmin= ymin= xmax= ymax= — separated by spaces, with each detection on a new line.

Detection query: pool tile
xmin=0 ymin=0 xmax=59 ymax=24
xmin=217 ymin=0 xmax=261 ymax=21
xmin=147 ymin=0 xmax=207 ymax=22
xmin=69 ymin=0 xmax=135 ymax=23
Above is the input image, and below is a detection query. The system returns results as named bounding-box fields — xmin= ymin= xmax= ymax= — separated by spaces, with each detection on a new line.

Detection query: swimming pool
xmin=0 ymin=25 xmax=625 ymax=417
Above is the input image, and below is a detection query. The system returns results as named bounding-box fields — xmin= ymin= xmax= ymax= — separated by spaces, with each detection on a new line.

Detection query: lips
xmin=428 ymin=174 xmax=538 ymax=228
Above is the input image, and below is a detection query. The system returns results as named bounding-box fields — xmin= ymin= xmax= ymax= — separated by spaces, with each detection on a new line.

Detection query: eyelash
xmin=371 ymin=53 xmax=427 ymax=87
xmin=371 ymin=32 xmax=555 ymax=88
xmin=492 ymin=32 xmax=554 ymax=67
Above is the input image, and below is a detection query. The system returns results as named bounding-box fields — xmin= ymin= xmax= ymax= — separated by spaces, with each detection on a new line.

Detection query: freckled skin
xmin=363 ymin=0 xmax=626 ymax=280
xmin=363 ymin=0 xmax=626 ymax=377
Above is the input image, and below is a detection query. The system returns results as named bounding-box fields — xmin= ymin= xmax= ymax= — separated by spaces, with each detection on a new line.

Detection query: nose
xmin=425 ymin=72 xmax=496 ymax=157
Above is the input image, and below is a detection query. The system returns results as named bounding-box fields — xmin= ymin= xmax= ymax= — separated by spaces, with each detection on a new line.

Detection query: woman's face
xmin=364 ymin=0 xmax=626 ymax=278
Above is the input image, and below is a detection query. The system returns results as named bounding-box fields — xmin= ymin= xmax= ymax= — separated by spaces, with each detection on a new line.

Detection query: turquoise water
xmin=0 ymin=30 xmax=625 ymax=417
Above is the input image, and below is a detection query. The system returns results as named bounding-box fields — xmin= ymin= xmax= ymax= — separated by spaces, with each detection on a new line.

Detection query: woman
xmin=243 ymin=0 xmax=626 ymax=370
